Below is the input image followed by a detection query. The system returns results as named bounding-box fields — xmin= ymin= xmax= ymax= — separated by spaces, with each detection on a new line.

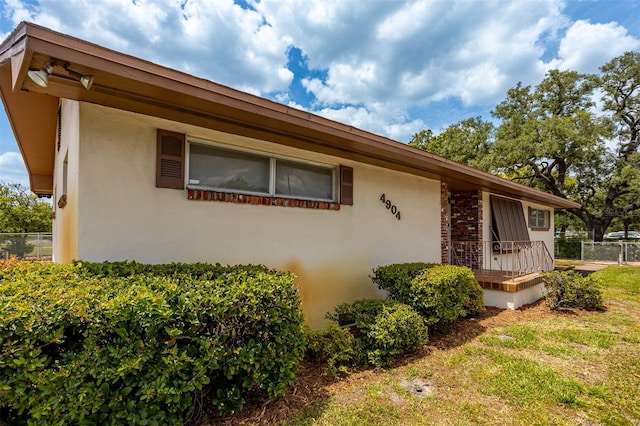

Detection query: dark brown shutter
xmin=490 ymin=196 xmax=529 ymax=242
xmin=339 ymin=165 xmax=353 ymax=205
xmin=156 ymin=129 xmax=185 ymax=189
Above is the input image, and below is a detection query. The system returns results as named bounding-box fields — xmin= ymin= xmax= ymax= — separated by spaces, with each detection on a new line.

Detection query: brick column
xmin=441 ymin=182 xmax=450 ymax=264
xmin=450 ymin=190 xmax=483 ymax=270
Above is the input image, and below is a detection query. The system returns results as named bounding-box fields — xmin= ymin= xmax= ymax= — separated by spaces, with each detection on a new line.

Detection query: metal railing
xmin=0 ymin=232 xmax=53 ymax=260
xmin=451 ymin=240 xmax=554 ymax=278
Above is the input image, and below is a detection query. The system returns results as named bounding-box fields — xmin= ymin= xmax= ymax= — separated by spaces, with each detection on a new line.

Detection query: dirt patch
xmin=206 ymin=301 xmax=590 ymax=425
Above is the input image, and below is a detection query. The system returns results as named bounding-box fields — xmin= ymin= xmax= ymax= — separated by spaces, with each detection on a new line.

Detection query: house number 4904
xmin=380 ymin=193 xmax=401 ymax=220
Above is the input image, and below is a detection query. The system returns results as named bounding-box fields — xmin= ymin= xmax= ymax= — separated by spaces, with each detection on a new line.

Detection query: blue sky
xmin=1 ymin=0 xmax=639 ymax=187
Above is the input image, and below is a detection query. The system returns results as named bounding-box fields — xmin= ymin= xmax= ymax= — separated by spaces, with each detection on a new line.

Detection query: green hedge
xmin=371 ymin=263 xmax=484 ymax=326
xmin=325 ymin=299 xmax=428 ymax=368
xmin=370 ymin=262 xmax=437 ymax=305
xmin=555 ymin=238 xmax=582 ymax=259
xmin=0 ymin=260 xmax=306 ymax=425
xmin=71 ymin=260 xmax=271 ymax=279
xmin=543 ymin=270 xmax=603 ymax=310
xmin=305 ymin=322 xmax=357 ymax=376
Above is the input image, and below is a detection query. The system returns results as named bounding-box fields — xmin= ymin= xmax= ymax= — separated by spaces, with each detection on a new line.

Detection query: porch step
xmin=509 ymin=272 xmax=543 ymax=283
xmin=476 ymin=272 xmax=544 ymax=293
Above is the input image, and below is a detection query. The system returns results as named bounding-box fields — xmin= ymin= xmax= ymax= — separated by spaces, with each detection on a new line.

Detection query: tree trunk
xmin=623 ymin=219 xmax=630 ymax=239
xmin=567 ymin=208 xmax=611 ymax=242
xmin=592 ymin=226 xmax=606 ymax=242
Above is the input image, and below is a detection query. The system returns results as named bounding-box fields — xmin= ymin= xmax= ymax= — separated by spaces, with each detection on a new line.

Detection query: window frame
xmin=528 ymin=207 xmax=550 ymax=231
xmin=186 ymin=139 xmax=338 ymax=203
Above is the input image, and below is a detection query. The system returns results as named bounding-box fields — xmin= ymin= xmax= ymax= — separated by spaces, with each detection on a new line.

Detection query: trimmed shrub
xmin=305 ymin=322 xmax=358 ymax=376
xmin=0 ymin=260 xmax=306 ymax=424
xmin=326 ymin=299 xmax=428 ymax=368
xmin=370 ymin=262 xmax=436 ymax=302
xmin=72 ymin=259 xmax=271 ymax=280
xmin=372 ymin=263 xmax=484 ymax=326
xmin=360 ymin=302 xmax=429 ymax=368
xmin=326 ymin=298 xmax=398 ymax=326
xmin=543 ymin=270 xmax=603 ymax=310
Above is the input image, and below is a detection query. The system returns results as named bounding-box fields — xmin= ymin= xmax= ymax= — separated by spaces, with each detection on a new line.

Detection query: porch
xmin=450 ymin=240 xmax=553 ymax=309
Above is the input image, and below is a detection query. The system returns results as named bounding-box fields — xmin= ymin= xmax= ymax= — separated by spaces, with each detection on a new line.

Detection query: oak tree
xmin=0 ymin=182 xmax=52 ymax=257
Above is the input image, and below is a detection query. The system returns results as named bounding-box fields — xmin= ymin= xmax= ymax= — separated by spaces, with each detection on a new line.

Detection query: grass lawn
xmin=218 ymin=266 xmax=640 ymax=425
xmin=554 ymin=259 xmax=585 ymax=267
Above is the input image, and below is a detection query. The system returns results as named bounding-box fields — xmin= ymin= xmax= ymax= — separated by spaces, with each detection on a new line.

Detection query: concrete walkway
xmin=572 ymin=261 xmax=635 ymax=276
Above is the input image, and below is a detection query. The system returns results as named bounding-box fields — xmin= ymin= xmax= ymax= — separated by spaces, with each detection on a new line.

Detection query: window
xmin=155 ymin=129 xmax=352 ymax=206
xmin=275 ymin=160 xmax=333 ymax=200
xmin=490 ymin=196 xmax=529 ymax=243
xmin=188 ymin=142 xmax=336 ymax=201
xmin=189 ymin=144 xmax=270 ymax=193
xmin=528 ymin=207 xmax=550 ymax=230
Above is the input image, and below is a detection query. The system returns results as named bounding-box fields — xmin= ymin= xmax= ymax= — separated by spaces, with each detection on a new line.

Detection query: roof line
xmin=0 ymin=22 xmax=581 ymax=209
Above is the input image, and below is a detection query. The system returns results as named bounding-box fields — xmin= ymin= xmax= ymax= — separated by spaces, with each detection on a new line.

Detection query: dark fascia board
xmin=0 ymin=22 xmax=581 ymax=209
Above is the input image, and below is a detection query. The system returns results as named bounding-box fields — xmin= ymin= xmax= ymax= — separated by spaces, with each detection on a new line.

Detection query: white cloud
xmin=2 ymin=0 xmax=293 ymax=95
xmin=257 ymin=0 xmax=572 ymax=113
xmin=547 ymin=20 xmax=640 ymax=73
xmin=314 ymin=105 xmax=427 ymax=143
xmin=1 ymin=0 xmax=638 ymax=142
xmin=0 ymin=151 xmax=29 ymax=186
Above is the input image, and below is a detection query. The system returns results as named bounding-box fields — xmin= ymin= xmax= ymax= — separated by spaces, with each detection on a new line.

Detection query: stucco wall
xmin=69 ymin=102 xmax=441 ymax=327
xmin=52 ymin=100 xmax=80 ymax=263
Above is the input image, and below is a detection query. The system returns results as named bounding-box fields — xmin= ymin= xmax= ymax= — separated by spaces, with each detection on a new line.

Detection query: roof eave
xmin=0 ymin=22 xmax=582 ymax=209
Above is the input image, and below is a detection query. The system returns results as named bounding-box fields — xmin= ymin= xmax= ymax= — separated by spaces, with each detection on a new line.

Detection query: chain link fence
xmin=581 ymin=241 xmax=640 ymax=264
xmin=0 ymin=233 xmax=53 ymax=260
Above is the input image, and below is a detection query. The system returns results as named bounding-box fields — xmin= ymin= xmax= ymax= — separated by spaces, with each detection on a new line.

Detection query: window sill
xmin=529 ymin=227 xmax=550 ymax=232
xmin=187 ymin=189 xmax=340 ymax=210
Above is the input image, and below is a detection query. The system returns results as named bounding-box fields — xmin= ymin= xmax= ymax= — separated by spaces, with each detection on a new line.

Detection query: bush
xmin=326 ymin=299 xmax=428 ymax=368
xmin=360 ymin=302 xmax=429 ymax=368
xmin=326 ymin=298 xmax=398 ymax=326
xmin=305 ymin=322 xmax=358 ymax=376
xmin=555 ymin=238 xmax=582 ymax=259
xmin=72 ymin=259 xmax=271 ymax=279
xmin=370 ymin=262 xmax=436 ymax=302
xmin=0 ymin=260 xmax=306 ymax=424
xmin=543 ymin=270 xmax=604 ymax=310
xmin=372 ymin=263 xmax=484 ymax=326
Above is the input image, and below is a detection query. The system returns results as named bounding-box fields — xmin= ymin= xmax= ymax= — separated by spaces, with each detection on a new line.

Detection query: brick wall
xmin=187 ymin=189 xmax=341 ymax=210
xmin=440 ymin=182 xmax=450 ymax=264
xmin=450 ymin=190 xmax=482 ymax=241
xmin=449 ymin=190 xmax=483 ymax=269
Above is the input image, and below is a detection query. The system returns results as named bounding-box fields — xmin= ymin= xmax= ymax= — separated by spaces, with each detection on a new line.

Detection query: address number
xmin=380 ymin=193 xmax=401 ymax=220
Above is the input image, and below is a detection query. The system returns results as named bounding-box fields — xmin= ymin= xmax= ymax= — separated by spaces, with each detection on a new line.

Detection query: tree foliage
xmin=0 ymin=183 xmax=52 ymax=257
xmin=409 ymin=52 xmax=640 ymax=241
xmin=409 ymin=117 xmax=494 ymax=171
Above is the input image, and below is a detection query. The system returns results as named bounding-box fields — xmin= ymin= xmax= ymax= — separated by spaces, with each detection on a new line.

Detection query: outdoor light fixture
xmin=26 ymin=59 xmax=94 ymax=90
xmin=79 ymin=75 xmax=94 ymax=90
xmin=27 ymin=62 xmax=55 ymax=87
xmin=63 ymin=64 xmax=94 ymax=90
